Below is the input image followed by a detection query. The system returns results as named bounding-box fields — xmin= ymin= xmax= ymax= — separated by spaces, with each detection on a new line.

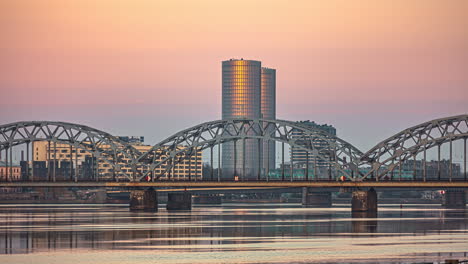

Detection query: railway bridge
xmin=0 ymin=115 xmax=467 ymax=211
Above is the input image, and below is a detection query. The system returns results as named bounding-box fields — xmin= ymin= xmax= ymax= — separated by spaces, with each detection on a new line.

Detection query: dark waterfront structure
xmin=221 ymin=59 xmax=276 ymax=179
xmin=380 ymin=159 xmax=462 ymax=181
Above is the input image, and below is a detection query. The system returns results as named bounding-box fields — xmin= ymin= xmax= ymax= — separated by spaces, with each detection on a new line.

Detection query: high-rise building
xmin=222 ymin=59 xmax=261 ymax=179
xmin=261 ymin=67 xmax=276 ymax=173
xmin=221 ymin=59 xmax=276 ymax=179
xmin=290 ymin=121 xmax=336 ymax=175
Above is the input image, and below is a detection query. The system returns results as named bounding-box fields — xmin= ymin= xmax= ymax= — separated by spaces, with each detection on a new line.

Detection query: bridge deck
xmin=1 ymin=181 xmax=468 ymax=188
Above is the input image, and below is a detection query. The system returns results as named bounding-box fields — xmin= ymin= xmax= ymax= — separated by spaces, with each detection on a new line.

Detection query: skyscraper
xmin=221 ymin=59 xmax=276 ymax=179
xmin=261 ymin=67 xmax=276 ymax=173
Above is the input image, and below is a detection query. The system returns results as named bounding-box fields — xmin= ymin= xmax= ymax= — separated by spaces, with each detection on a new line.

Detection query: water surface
xmin=0 ymin=203 xmax=467 ymax=263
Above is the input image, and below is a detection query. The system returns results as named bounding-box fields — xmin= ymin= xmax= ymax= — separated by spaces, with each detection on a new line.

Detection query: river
xmin=0 ymin=204 xmax=467 ymax=263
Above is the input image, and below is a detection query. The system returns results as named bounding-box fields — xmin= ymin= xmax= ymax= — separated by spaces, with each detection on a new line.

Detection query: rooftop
xmin=0 ymin=161 xmax=21 ymax=167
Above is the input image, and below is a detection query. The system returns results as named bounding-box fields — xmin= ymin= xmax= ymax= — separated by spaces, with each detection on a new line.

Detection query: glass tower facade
xmin=221 ymin=59 xmax=276 ymax=179
xmin=261 ymin=67 xmax=276 ymax=173
xmin=222 ymin=59 xmax=262 ymax=179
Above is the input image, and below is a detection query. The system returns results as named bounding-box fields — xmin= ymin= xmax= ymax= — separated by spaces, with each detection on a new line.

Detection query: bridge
xmin=0 ymin=115 xmax=467 ymax=211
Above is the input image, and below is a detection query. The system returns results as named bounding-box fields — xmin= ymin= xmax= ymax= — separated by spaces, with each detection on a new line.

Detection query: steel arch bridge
xmin=0 ymin=115 xmax=466 ymax=184
xmin=359 ymin=114 xmax=468 ymax=181
xmin=0 ymin=121 xmax=140 ymax=180
xmin=136 ymin=119 xmax=363 ymax=181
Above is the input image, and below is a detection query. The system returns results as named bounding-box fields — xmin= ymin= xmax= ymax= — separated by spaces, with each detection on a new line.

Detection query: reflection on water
xmin=0 ymin=204 xmax=467 ymax=263
xmin=351 ymin=211 xmax=377 ymax=233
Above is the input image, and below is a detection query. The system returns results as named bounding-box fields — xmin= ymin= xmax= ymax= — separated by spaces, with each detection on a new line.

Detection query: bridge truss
xmin=137 ymin=119 xmax=363 ymax=181
xmin=359 ymin=115 xmax=468 ymax=181
xmin=0 ymin=121 xmax=139 ymax=181
xmin=0 ymin=115 xmax=466 ymax=184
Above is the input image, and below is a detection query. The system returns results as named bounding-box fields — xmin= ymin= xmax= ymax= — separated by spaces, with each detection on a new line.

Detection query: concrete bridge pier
xmin=129 ymin=189 xmax=158 ymax=211
xmin=167 ymin=192 xmax=192 ymax=210
xmin=193 ymin=194 xmax=222 ymax=204
xmin=351 ymin=188 xmax=377 ymax=212
xmin=302 ymin=188 xmax=332 ymax=207
xmin=442 ymin=190 xmax=467 ymax=209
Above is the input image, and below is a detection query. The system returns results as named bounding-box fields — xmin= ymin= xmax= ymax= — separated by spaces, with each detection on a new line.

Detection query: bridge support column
xmin=193 ymin=194 xmax=222 ymax=205
xmin=352 ymin=188 xmax=377 ymax=212
xmin=167 ymin=192 xmax=192 ymax=210
xmin=302 ymin=188 xmax=332 ymax=207
xmin=129 ymin=189 xmax=158 ymax=211
xmin=442 ymin=190 xmax=466 ymax=209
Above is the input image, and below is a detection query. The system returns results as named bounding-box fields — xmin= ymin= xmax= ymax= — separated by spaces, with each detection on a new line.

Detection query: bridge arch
xmin=137 ymin=119 xmax=363 ymax=181
xmin=0 ymin=121 xmax=140 ymax=180
xmin=359 ymin=114 xmax=468 ymax=181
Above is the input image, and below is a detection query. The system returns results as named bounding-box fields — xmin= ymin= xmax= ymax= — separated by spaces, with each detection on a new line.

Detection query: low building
xmin=0 ymin=161 xmax=21 ymax=181
xmin=384 ymin=159 xmax=461 ymax=180
xmin=31 ymin=139 xmax=202 ymax=181
xmin=290 ymin=120 xmax=337 ymax=169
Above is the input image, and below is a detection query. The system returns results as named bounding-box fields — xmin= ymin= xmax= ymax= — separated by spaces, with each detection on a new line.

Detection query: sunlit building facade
xmin=222 ymin=59 xmax=262 ymax=178
xmin=31 ymin=141 xmax=202 ymax=180
xmin=221 ymin=59 xmax=276 ymax=179
xmin=0 ymin=161 xmax=21 ymax=181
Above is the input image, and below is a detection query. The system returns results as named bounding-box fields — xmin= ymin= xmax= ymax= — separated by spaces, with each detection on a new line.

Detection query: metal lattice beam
xmin=137 ymin=119 xmax=362 ymax=181
xmin=359 ymin=114 xmax=468 ymax=181
xmin=0 ymin=121 xmax=140 ymax=180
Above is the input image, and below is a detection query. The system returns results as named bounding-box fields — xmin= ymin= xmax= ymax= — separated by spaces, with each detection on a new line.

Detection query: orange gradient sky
xmin=1 ymin=0 xmax=467 ymax=149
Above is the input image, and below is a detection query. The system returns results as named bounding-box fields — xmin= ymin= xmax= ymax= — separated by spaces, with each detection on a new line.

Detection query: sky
xmin=1 ymin=0 xmax=467 ymax=153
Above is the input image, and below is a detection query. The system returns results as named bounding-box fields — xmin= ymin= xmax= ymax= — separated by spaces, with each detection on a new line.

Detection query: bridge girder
xmin=0 ymin=121 xmax=140 ymax=180
xmin=137 ymin=119 xmax=363 ymax=181
xmin=1 ymin=115 xmax=466 ymax=184
xmin=359 ymin=114 xmax=468 ymax=181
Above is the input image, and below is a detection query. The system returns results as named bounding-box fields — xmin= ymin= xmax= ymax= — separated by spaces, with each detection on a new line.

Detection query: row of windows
xmin=261 ymin=97 xmax=275 ymax=102
xmin=223 ymin=80 xmax=261 ymax=83
xmin=112 ymin=169 xmax=202 ymax=174
xmin=223 ymin=105 xmax=261 ymax=109
xmin=51 ymin=154 xmax=86 ymax=158
xmin=111 ymin=164 xmax=203 ymax=169
xmin=222 ymin=66 xmax=261 ymax=70
xmin=223 ymin=91 xmax=260 ymax=95
xmin=223 ymin=84 xmax=260 ymax=87
xmin=223 ymin=97 xmax=260 ymax=101
xmin=223 ymin=90 xmax=260 ymax=94
xmin=223 ymin=75 xmax=261 ymax=78
xmin=43 ymin=155 xmax=202 ymax=163
xmin=223 ymin=99 xmax=260 ymax=102
xmin=223 ymin=98 xmax=260 ymax=102
xmin=47 ymin=149 xmax=87 ymax=153
xmin=225 ymin=102 xmax=260 ymax=108
xmin=0 ymin=168 xmax=20 ymax=173
xmin=223 ymin=109 xmax=260 ymax=114
xmin=223 ymin=73 xmax=261 ymax=77
xmin=222 ymin=69 xmax=261 ymax=73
